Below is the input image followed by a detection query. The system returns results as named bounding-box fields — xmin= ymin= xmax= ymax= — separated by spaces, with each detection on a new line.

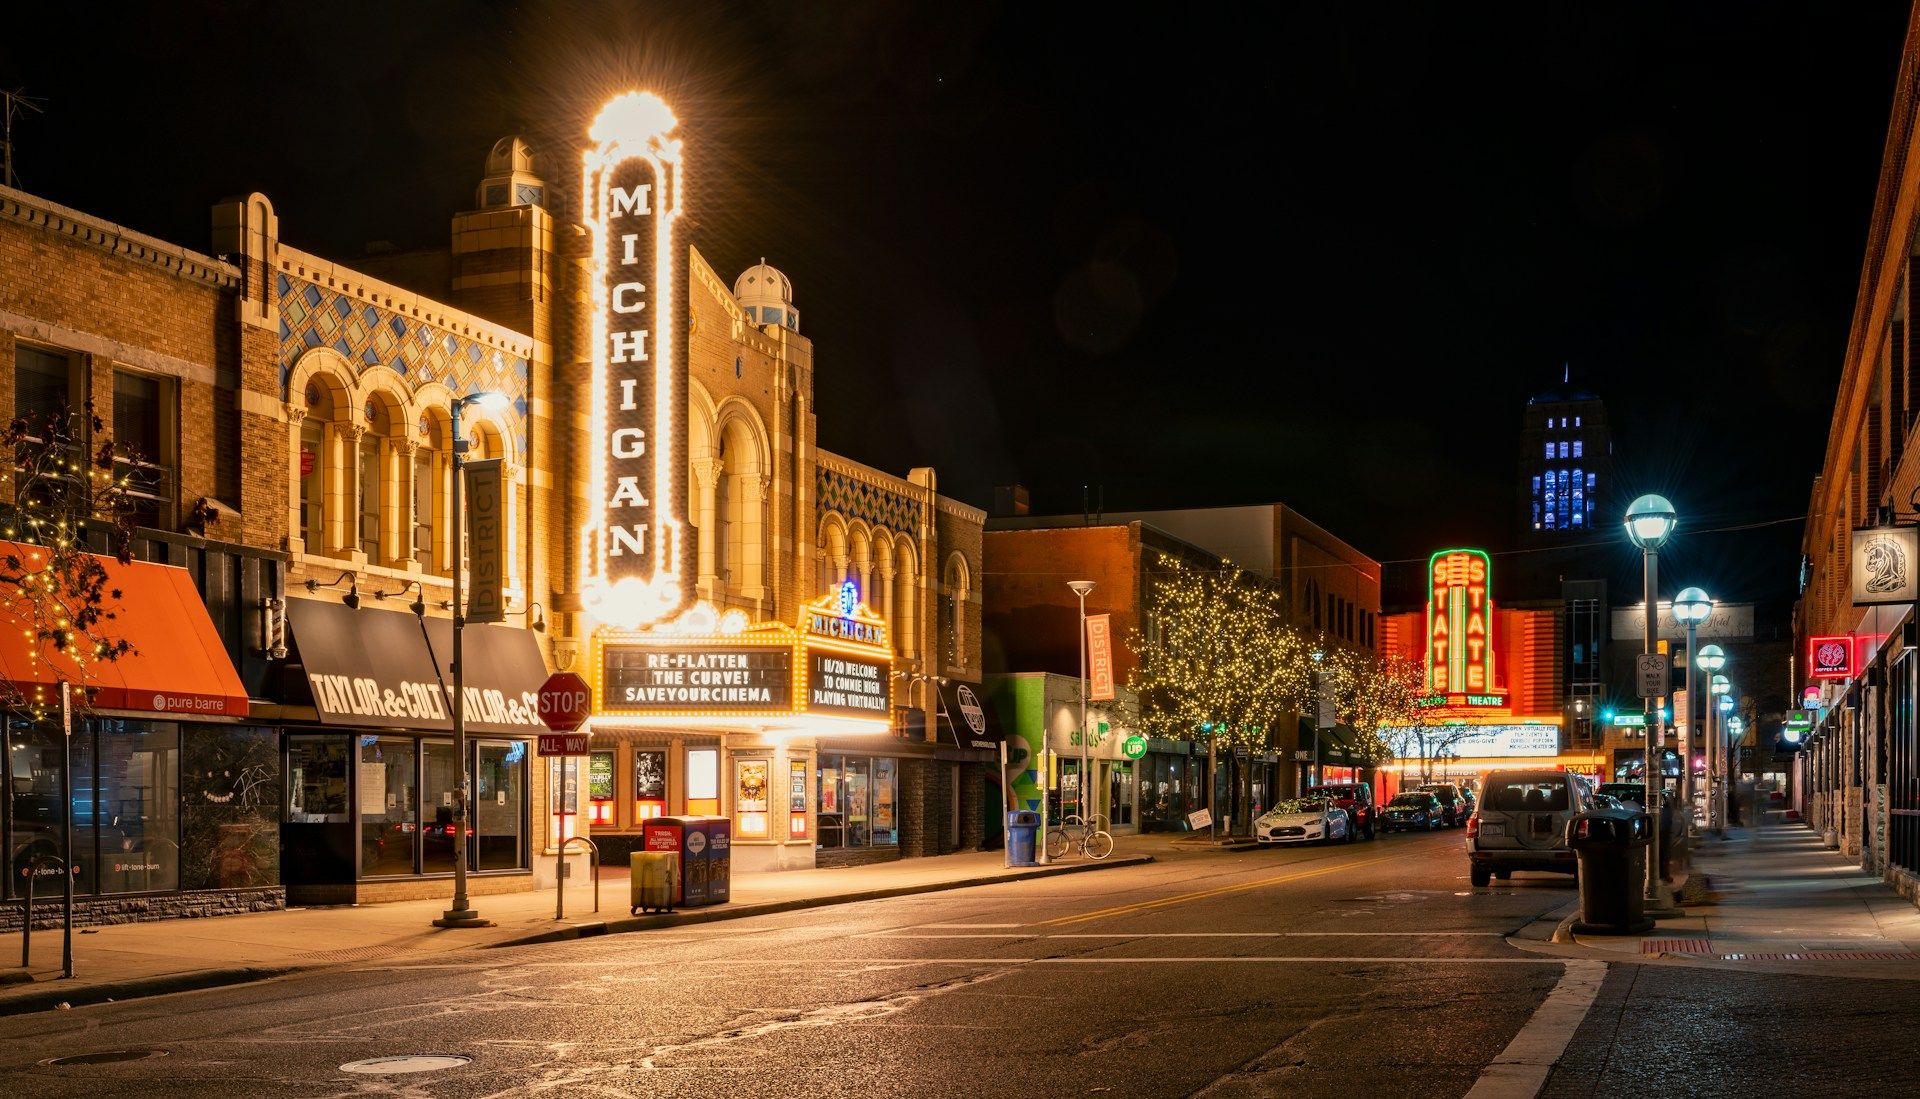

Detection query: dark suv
xmin=1307 ymin=783 xmax=1377 ymax=840
xmin=1418 ymin=782 xmax=1471 ymax=826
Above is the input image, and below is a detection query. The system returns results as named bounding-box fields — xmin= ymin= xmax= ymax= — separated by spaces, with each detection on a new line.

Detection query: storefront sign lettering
xmin=602 ymin=646 xmax=792 ymax=711
xmin=307 ymin=673 xmax=542 ymax=728
xmin=807 ymin=652 xmax=889 ymax=716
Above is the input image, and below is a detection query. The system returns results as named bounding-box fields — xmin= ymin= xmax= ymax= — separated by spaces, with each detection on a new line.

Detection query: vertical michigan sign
xmin=582 ymin=91 xmax=692 ymax=628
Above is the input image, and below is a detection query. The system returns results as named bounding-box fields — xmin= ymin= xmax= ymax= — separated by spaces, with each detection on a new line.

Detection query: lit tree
xmin=0 ymin=402 xmax=141 ymax=720
xmin=1317 ymin=649 xmax=1427 ymax=765
xmin=1126 ymin=553 xmax=1308 ymax=834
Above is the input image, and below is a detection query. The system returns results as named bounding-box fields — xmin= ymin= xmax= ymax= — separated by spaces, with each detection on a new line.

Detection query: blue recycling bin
xmin=1007 ymin=810 xmax=1040 ymax=867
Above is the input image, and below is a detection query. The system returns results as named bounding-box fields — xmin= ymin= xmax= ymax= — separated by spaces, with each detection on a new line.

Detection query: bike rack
xmin=556 ymin=835 xmax=600 ymax=919
xmin=17 ymin=853 xmax=67 ymax=968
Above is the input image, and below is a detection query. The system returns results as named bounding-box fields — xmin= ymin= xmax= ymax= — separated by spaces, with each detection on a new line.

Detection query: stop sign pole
xmin=538 ymin=672 xmax=594 ymax=921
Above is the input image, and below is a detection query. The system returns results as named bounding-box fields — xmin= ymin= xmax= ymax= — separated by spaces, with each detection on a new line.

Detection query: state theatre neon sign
xmin=1425 ymin=548 xmax=1508 ymax=708
xmin=581 ymin=91 xmax=693 ymax=628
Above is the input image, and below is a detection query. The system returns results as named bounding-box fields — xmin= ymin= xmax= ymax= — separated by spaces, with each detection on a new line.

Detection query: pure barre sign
xmin=583 ymin=91 xmax=692 ymax=627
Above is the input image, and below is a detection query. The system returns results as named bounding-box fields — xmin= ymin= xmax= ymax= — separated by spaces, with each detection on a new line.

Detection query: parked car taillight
xmin=1466 ymin=816 xmax=1480 ymax=838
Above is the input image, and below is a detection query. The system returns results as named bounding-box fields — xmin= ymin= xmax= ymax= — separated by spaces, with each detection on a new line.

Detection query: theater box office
xmin=586 ymin=594 xmax=914 ymax=872
xmin=1 ymin=547 xmax=273 ymax=931
xmin=272 ymin=598 xmax=551 ymax=905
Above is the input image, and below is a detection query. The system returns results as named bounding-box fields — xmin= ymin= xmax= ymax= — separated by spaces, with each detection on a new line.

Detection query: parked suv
xmin=1307 ymin=782 xmax=1377 ymax=840
xmin=1465 ymin=769 xmax=1593 ymax=886
xmin=1418 ymin=782 xmax=1471 ymax=826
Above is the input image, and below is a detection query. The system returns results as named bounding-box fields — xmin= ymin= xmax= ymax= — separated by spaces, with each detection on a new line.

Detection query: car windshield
xmin=1485 ymin=777 xmax=1570 ymax=812
xmin=1268 ymin=799 xmax=1325 ymax=814
xmin=1389 ymin=795 xmax=1430 ymax=807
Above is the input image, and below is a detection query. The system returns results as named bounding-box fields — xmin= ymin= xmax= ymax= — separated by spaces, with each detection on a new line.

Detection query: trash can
xmin=630 ymin=850 xmax=679 ymax=914
xmin=1007 ymin=810 xmax=1040 ymax=867
xmin=1564 ymin=807 xmax=1654 ymax=935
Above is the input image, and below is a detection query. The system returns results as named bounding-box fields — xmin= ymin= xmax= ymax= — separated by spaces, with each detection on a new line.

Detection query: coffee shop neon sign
xmin=580 ymin=90 xmax=693 ymax=629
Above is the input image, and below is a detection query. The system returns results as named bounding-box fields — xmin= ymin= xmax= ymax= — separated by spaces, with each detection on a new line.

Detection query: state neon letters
xmin=581 ymin=91 xmax=692 ymax=626
xmin=1426 ymin=548 xmax=1499 ymax=696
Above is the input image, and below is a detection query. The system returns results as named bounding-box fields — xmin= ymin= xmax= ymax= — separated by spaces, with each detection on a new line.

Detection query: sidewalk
xmin=0 ymin=840 xmax=1168 ymax=1016
xmin=1542 ymin=820 xmax=1920 ymax=972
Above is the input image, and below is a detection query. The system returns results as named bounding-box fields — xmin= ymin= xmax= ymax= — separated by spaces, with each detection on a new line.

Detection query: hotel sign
xmin=582 ymin=91 xmax=692 ymax=628
xmin=1426 ymin=549 xmax=1505 ymax=700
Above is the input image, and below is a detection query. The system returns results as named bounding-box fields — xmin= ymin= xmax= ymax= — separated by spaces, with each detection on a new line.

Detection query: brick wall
xmin=0 ymin=887 xmax=284 ymax=933
xmin=982 ymin=526 xmax=1139 ymax=678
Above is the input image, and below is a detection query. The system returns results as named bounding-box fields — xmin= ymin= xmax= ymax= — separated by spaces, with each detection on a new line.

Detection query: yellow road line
xmin=1039 ymin=853 xmax=1411 ymax=927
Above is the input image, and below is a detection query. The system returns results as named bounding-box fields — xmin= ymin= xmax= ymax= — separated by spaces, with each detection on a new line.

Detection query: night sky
xmin=1 ymin=2 xmax=1910 ymax=601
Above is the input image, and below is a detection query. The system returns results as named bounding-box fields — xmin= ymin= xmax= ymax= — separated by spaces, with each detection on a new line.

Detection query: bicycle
xmin=1045 ymin=813 xmax=1115 ymax=860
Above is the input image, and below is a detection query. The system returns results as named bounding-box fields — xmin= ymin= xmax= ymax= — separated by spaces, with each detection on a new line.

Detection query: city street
xmin=0 ymin=830 xmax=1903 ymax=1097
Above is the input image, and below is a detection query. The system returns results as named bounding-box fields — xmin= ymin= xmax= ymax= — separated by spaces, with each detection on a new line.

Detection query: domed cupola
xmin=733 ymin=259 xmax=798 ymax=332
xmin=476 ymin=136 xmax=545 ymax=209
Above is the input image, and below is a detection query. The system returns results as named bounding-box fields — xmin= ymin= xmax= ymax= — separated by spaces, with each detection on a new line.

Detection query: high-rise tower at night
xmin=1518 ymin=369 xmax=1612 ymax=540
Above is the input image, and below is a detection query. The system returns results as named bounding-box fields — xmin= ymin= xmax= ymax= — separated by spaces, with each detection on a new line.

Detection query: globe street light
xmin=435 ymin=389 xmax=510 ymax=930
xmin=1671 ymin=588 xmax=1713 ymax=837
xmin=1695 ymin=644 xmax=1727 ymax=837
xmin=1712 ymin=676 xmax=1733 ymax=835
xmin=1624 ymin=495 xmax=1679 ymax=913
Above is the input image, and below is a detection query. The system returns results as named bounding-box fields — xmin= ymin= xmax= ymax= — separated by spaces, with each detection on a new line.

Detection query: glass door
xmin=474 ymin=741 xmax=525 ymax=870
xmin=421 ymin=740 xmax=461 ymax=873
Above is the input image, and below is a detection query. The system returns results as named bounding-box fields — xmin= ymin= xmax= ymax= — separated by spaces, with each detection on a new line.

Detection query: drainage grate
xmin=1642 ymin=939 xmax=1713 ymax=954
xmin=40 ymin=1050 xmax=168 ymax=1066
xmin=1719 ymin=951 xmax=1919 ymax=961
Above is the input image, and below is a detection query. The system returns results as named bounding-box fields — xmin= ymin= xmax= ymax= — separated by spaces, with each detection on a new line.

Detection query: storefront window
xmin=735 ymin=759 xmax=770 ymax=838
xmin=788 ymin=759 xmax=808 ymax=839
xmin=687 ymin=748 xmax=719 ymax=815
xmin=634 ymin=749 xmax=666 ymax=820
xmin=588 ymin=750 xmax=615 ymax=826
xmin=7 ymin=716 xmax=70 ymax=898
xmin=94 ymin=721 xmax=180 ymax=894
xmin=359 ymin=736 xmax=416 ymax=877
xmin=815 ymin=754 xmax=899 ymax=850
xmin=1110 ymin=762 xmax=1134 ymax=826
xmin=288 ymin=735 xmax=350 ymax=823
xmin=476 ymin=741 xmax=525 ymax=870
xmin=549 ymin=749 xmax=580 ymax=843
xmin=422 ymin=740 xmax=462 ymax=873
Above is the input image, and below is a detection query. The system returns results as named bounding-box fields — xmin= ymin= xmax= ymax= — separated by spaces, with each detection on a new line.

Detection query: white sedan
xmin=1254 ymin=800 xmax=1352 ymax=845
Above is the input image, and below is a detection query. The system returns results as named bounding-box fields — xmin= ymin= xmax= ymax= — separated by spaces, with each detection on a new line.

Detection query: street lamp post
xmin=435 ymin=390 xmax=508 ymax=930
xmin=1696 ymin=645 xmax=1727 ymax=838
xmin=1711 ymin=673 xmax=1733 ymax=835
xmin=1672 ymin=589 xmax=1713 ymax=841
xmin=1624 ymin=494 xmax=1681 ymax=915
xmin=1068 ymin=580 xmax=1095 ymax=828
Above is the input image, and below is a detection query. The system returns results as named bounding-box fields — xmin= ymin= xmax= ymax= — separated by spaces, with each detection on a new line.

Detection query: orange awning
xmin=0 ymin=541 xmax=248 ymax=718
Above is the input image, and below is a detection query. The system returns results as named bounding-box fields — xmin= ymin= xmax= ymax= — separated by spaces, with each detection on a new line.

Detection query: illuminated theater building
xmin=0 ymin=88 xmax=986 ymax=930
xmin=1377 ymin=549 xmax=1600 ymax=795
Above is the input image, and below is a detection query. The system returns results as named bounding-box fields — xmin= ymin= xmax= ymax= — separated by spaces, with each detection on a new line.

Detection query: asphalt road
xmin=0 ymin=829 xmax=1904 ymax=1097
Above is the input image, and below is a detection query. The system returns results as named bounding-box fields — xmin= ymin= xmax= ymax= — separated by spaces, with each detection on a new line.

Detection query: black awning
xmin=284 ymin=597 xmax=550 ymax=736
xmin=934 ymin=680 xmax=1001 ymax=750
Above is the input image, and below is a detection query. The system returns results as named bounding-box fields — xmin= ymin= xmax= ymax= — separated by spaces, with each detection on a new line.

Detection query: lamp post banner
xmin=1086 ymin=613 xmax=1115 ymax=701
xmin=463 ymin=458 xmax=506 ymax=624
xmin=1850 ymin=525 xmax=1920 ymax=606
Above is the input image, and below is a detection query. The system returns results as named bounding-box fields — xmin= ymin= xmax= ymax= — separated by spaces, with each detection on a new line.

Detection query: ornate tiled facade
xmin=816 ymin=466 xmax=920 ymax=535
xmin=276 ymin=272 xmax=531 ymax=459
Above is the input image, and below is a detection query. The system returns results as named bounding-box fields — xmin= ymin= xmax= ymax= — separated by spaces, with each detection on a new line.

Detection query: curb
xmin=0 ymin=965 xmax=308 ymax=1018
xmin=494 ymin=853 xmax=1158 ymax=947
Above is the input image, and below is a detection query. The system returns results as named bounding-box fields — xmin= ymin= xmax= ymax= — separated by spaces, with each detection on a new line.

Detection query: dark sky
xmin=1 ymin=2 xmax=1909 ymax=601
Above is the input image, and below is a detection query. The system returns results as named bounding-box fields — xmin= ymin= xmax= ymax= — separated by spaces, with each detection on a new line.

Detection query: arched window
xmin=818 ymin=515 xmax=849 ymax=600
xmin=894 ymin=541 xmax=918 ymax=660
xmin=414 ymin=409 xmax=452 ymax=575
xmin=296 ymin=373 xmax=352 ymax=559
xmin=942 ymin=553 xmax=970 ymax=671
xmin=715 ymin=414 xmax=766 ymax=602
xmin=358 ymin=394 xmax=404 ymax=564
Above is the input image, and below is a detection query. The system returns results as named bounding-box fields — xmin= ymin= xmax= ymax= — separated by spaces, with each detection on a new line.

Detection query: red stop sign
xmin=537 ymin=671 xmax=592 ymax=732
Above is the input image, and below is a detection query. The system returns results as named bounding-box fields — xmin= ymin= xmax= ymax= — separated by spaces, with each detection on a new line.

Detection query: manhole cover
xmin=40 ymin=1049 xmax=168 ymax=1066
xmin=340 ymin=1054 xmax=473 ymax=1075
